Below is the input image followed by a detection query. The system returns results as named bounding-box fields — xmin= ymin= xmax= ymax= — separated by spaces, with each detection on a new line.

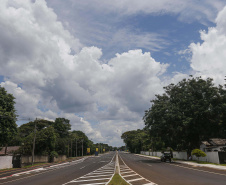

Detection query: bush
xmin=50 ymin=151 xmax=58 ymax=158
xmin=192 ymin=149 xmax=206 ymax=161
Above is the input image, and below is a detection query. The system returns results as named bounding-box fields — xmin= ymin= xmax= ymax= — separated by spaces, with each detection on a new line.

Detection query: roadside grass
xmin=23 ymin=163 xmax=48 ymax=168
xmin=108 ymin=174 xmax=129 ymax=185
xmin=0 ymin=168 xmax=16 ymax=172
xmin=191 ymin=160 xmax=226 ymax=166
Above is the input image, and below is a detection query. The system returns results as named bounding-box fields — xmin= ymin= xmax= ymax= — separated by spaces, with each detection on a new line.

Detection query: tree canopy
xmin=143 ymin=76 xmax=226 ymax=153
xmin=121 ymin=129 xmax=150 ymax=153
xmin=0 ymin=86 xmax=17 ymax=150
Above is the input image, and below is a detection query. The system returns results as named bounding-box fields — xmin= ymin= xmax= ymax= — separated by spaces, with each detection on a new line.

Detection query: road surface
xmin=119 ymin=152 xmax=226 ymax=185
xmin=2 ymin=152 xmax=226 ymax=185
xmin=0 ymin=152 xmax=115 ymax=185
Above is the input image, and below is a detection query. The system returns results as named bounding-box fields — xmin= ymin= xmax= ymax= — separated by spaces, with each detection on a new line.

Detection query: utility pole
xmin=81 ymin=139 xmax=84 ymax=156
xmin=32 ymin=118 xmax=37 ymax=166
xmin=76 ymin=139 xmax=77 ymax=157
xmin=71 ymin=139 xmax=72 ymax=157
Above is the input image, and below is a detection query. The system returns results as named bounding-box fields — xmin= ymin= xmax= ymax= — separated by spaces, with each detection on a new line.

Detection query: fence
xmin=0 ymin=156 xmax=13 ymax=169
xmin=21 ymin=155 xmax=67 ymax=167
xmin=0 ymin=155 xmax=68 ymax=169
xmin=141 ymin=151 xmax=223 ymax=164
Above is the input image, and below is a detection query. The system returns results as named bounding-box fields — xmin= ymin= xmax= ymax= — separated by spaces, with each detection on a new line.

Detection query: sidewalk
xmin=136 ymin=154 xmax=226 ymax=171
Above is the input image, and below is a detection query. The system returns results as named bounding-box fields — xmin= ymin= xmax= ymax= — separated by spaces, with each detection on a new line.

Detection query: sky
xmin=1 ymin=0 xmax=226 ymax=147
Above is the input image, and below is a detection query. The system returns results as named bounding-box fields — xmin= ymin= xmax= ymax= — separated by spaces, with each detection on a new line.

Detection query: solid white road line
xmin=122 ymin=174 xmax=139 ymax=178
xmin=80 ymin=174 xmax=112 ymax=178
xmin=120 ymin=171 xmax=134 ymax=174
xmin=71 ymin=178 xmax=110 ymax=182
xmin=127 ymin=177 xmax=144 ymax=182
xmin=79 ymin=183 xmax=105 ymax=185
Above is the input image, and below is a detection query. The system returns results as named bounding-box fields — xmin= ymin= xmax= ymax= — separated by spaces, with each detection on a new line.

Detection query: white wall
xmin=141 ymin=151 xmax=220 ymax=164
xmin=141 ymin=151 xmax=164 ymax=157
xmin=173 ymin=152 xmax=187 ymax=160
xmin=192 ymin=152 xmax=219 ymax=164
xmin=0 ymin=156 xmax=13 ymax=169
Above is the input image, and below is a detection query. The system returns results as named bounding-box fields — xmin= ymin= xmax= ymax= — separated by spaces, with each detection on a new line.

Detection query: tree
xmin=192 ymin=149 xmax=206 ymax=161
xmin=144 ymin=76 xmax=226 ymax=154
xmin=0 ymin=86 xmax=17 ymax=154
xmin=121 ymin=129 xmax=151 ymax=153
xmin=19 ymin=120 xmax=57 ymax=156
xmin=53 ymin=118 xmax=71 ymax=138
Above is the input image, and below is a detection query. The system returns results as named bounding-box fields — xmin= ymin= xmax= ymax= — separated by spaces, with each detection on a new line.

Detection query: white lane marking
xmin=80 ymin=166 xmax=86 ymax=169
xmin=63 ymin=154 xmax=116 ymax=185
xmin=120 ymin=171 xmax=134 ymax=174
xmin=147 ymin=164 xmax=152 ymax=167
xmin=119 ymin=154 xmax=158 ymax=185
xmin=79 ymin=183 xmax=105 ymax=185
xmin=95 ymin=169 xmax=114 ymax=172
xmin=89 ymin=171 xmax=113 ymax=175
xmin=127 ymin=177 xmax=144 ymax=182
xmin=80 ymin=174 xmax=113 ymax=178
xmin=170 ymin=164 xmax=226 ymax=176
xmin=71 ymin=178 xmax=110 ymax=182
xmin=12 ymin=168 xmax=45 ymax=176
xmin=123 ymin=174 xmax=139 ymax=178
xmin=0 ymin=157 xmax=91 ymax=184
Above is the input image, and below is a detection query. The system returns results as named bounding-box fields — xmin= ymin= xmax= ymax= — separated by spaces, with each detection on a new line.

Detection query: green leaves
xmin=121 ymin=129 xmax=151 ymax=153
xmin=0 ymin=86 xmax=17 ymax=147
xmin=192 ymin=149 xmax=206 ymax=158
xmin=144 ymin=76 xmax=226 ymax=152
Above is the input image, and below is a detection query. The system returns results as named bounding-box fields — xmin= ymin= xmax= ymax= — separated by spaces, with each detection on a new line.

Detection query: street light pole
xmin=32 ymin=118 xmax=37 ymax=166
xmin=71 ymin=139 xmax=72 ymax=157
xmin=81 ymin=139 xmax=84 ymax=156
xmin=76 ymin=139 xmax=77 ymax=157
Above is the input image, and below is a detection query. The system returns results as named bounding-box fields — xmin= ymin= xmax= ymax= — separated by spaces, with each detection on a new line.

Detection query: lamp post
xmin=32 ymin=118 xmax=37 ymax=166
xmin=76 ymin=139 xmax=77 ymax=157
xmin=81 ymin=139 xmax=84 ymax=156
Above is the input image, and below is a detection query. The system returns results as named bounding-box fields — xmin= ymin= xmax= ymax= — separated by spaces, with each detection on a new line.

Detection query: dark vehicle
xmin=161 ymin=153 xmax=172 ymax=162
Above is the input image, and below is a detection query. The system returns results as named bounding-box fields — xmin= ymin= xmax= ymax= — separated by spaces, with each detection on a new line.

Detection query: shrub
xmin=192 ymin=149 xmax=206 ymax=161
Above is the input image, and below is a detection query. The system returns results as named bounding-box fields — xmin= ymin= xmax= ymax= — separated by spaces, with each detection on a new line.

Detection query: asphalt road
xmin=0 ymin=152 xmax=115 ymax=185
xmin=119 ymin=152 xmax=226 ymax=185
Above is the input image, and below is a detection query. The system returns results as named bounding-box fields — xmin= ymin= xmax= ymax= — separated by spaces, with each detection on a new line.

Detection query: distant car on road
xmin=161 ymin=153 xmax=172 ymax=162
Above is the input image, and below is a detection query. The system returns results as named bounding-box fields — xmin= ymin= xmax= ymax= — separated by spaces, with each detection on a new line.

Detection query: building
xmin=0 ymin=146 xmax=20 ymax=155
xmin=200 ymin=138 xmax=226 ymax=152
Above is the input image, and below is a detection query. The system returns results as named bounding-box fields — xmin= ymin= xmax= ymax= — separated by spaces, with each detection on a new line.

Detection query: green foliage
xmin=50 ymin=151 xmax=58 ymax=158
xmin=192 ymin=149 xmax=206 ymax=158
xmin=53 ymin=118 xmax=71 ymax=138
xmin=144 ymin=76 xmax=226 ymax=152
xmin=0 ymin=86 xmax=17 ymax=147
xmin=121 ymin=129 xmax=151 ymax=153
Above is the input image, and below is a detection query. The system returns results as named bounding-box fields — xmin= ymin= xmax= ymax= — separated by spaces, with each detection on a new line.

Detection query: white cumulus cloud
xmin=0 ymin=0 xmax=170 ymax=146
xmin=189 ymin=6 xmax=226 ymax=85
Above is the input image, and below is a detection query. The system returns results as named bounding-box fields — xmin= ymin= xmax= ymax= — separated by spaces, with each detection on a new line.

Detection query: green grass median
xmin=108 ymin=174 xmax=129 ymax=185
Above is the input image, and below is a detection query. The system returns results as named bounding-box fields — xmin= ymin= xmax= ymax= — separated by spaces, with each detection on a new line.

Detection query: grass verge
xmin=108 ymin=174 xmax=129 ymax=185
